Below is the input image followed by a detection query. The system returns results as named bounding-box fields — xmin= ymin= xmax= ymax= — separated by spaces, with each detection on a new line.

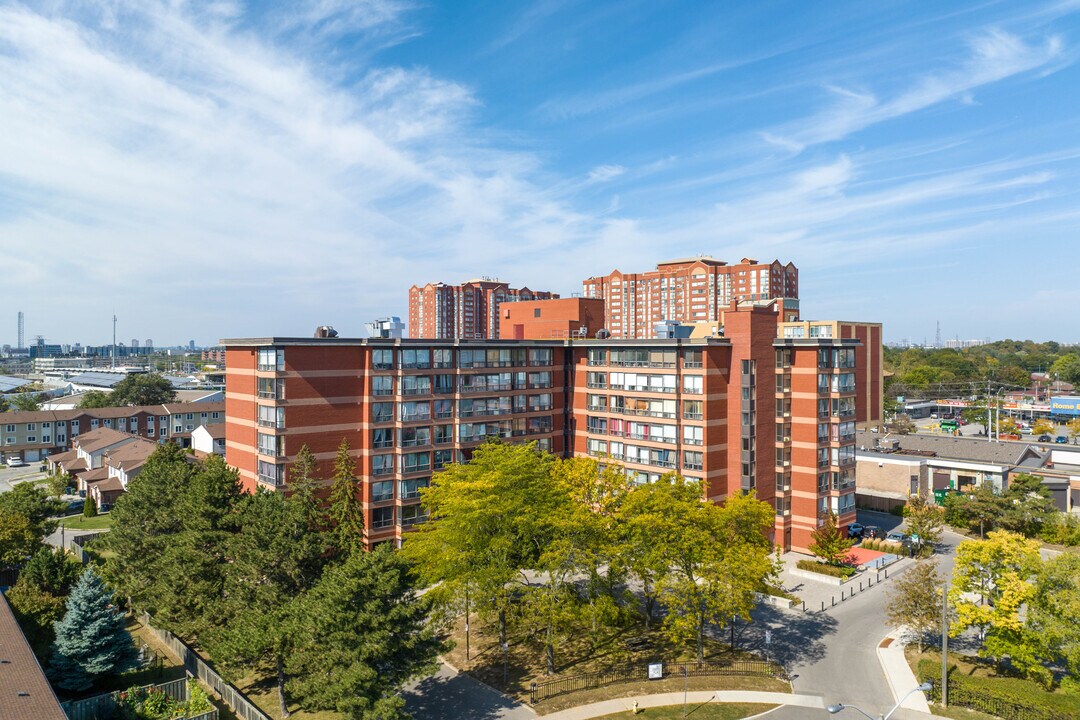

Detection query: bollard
xmin=885 ymin=568 xmax=888 ymax=579
xmin=832 ymin=596 xmax=835 ymax=607
xmin=860 ymin=581 xmax=863 ymax=591
xmin=821 ymin=601 xmax=825 ymax=612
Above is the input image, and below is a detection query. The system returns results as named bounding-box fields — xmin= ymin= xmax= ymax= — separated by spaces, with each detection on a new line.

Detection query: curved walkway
xmin=539 ymin=691 xmax=824 ymax=719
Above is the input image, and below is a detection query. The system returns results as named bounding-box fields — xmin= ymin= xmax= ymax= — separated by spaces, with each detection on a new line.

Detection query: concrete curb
xmin=539 ymin=691 xmax=823 ymax=719
xmin=876 ymin=630 xmax=931 ymax=714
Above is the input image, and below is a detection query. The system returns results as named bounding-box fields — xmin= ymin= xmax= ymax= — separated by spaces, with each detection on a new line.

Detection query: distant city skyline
xmin=2 ymin=2 xmax=1080 ymax=343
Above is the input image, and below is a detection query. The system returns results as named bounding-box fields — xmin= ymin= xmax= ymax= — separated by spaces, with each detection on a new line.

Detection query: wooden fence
xmin=69 ymin=532 xmax=106 ymax=565
xmin=138 ymin=614 xmax=272 ymax=720
xmin=529 ymin=658 xmax=786 ymax=704
xmin=61 ymin=676 xmax=218 ymax=720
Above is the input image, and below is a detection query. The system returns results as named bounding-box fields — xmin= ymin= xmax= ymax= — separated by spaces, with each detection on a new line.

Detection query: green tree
xmin=208 ymin=488 xmax=330 ymax=718
xmin=83 ymin=494 xmax=97 ymax=518
xmin=944 ymin=483 xmax=1007 ymax=538
xmin=10 ymin=392 xmax=43 ymax=411
xmin=286 ymin=545 xmax=444 ymax=720
xmin=618 ymin=481 xmax=670 ymax=630
xmin=1027 ymin=553 xmax=1080 ymax=684
xmin=325 ymin=439 xmax=365 ymax=557
xmin=885 ymin=559 xmax=943 ymax=653
xmin=1049 ymin=353 xmax=1080 ymax=385
xmin=108 ymin=373 xmax=176 ymax=406
xmin=402 ymin=441 xmax=557 ymax=682
xmin=1032 ymin=419 xmax=1055 ymax=436
xmin=950 ymin=531 xmax=1042 ymax=677
xmin=46 ymin=471 xmax=71 ymax=498
xmin=655 ymin=485 xmax=774 ymax=661
xmin=101 ymin=446 xmax=241 ymax=638
xmin=0 ymin=512 xmax=40 ymax=567
xmin=999 ymin=473 xmax=1055 ymax=538
xmin=0 ymin=483 xmax=66 ymax=539
xmin=20 ymin=546 xmax=82 ymax=596
xmin=48 ymin=568 xmax=139 ymax=691
xmin=78 ymin=390 xmax=114 ymax=409
xmin=1067 ymin=418 xmax=1080 ymax=445
xmin=808 ymin=512 xmax=854 ymax=565
xmin=903 ymin=493 xmax=944 ymax=556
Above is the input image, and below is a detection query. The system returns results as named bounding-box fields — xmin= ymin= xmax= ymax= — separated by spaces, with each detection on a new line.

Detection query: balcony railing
xmin=402 ymin=387 xmax=430 ymax=396
xmin=372 ymin=389 xmax=394 ymax=396
xmin=586 ymin=381 xmax=607 ymax=389
xmin=586 ymin=404 xmax=607 ymax=412
xmin=400 ymin=438 xmax=429 ymax=448
xmin=373 ymin=439 xmax=393 ymax=449
xmin=460 ymin=383 xmax=513 ymax=393
xmin=257 ymin=475 xmax=284 ymax=488
xmin=683 ymin=361 xmax=703 ymax=368
xmin=683 ymin=438 xmax=703 ymax=446
xmin=372 ymin=466 xmax=394 ymax=476
xmin=434 ymin=410 xmax=454 ymax=419
xmin=257 ymin=419 xmax=285 ymax=429
xmin=682 ymin=461 xmax=703 ymax=471
xmin=683 ymin=412 xmax=703 ymax=420
xmin=372 ymin=517 xmax=394 ymax=529
xmin=401 ymin=463 xmax=431 ymax=474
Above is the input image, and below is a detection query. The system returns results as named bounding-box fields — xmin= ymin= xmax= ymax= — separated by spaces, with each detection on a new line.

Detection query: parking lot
xmin=0 ymin=462 xmax=49 ymax=493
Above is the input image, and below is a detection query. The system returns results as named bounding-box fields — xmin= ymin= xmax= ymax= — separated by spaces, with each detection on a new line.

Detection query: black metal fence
xmin=529 ymin=659 xmax=785 ymax=704
xmin=923 ymin=678 xmax=1075 ymax=720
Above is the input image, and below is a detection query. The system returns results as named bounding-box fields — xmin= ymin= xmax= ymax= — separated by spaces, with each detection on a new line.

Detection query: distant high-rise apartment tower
xmin=131 ymin=339 xmax=140 ymax=349
xmin=408 ymin=278 xmax=557 ymax=339
xmin=582 ymin=256 xmax=799 ymax=339
xmin=17 ymin=311 xmax=24 ymax=350
xmin=145 ymin=339 xmax=153 ymax=351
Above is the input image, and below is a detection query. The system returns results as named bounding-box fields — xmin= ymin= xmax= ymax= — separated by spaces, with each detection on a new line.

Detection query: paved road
xmin=730 ymin=510 xmax=967 ymax=719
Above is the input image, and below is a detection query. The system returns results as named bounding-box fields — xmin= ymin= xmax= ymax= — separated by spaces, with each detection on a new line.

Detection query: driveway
xmin=403 ymin=663 xmax=535 ymax=720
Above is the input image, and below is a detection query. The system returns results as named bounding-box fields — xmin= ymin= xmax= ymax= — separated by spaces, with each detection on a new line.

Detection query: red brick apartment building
xmin=408 ymin=279 xmax=558 ymax=339
xmin=223 ymin=303 xmax=872 ymax=552
xmin=582 ymin=257 xmax=800 ymax=339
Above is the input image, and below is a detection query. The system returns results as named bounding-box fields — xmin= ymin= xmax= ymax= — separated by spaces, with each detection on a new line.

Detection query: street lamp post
xmin=826 ymin=683 xmax=933 ymax=720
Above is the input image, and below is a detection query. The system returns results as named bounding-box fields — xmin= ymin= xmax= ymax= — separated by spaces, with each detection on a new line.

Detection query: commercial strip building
xmin=0 ymin=402 xmax=224 ymax=463
xmin=408 ymin=279 xmax=558 ymax=339
xmin=223 ymin=301 xmax=880 ymax=553
xmin=854 ymin=430 xmax=1080 ymax=513
xmin=582 ymin=257 xmax=800 ymax=339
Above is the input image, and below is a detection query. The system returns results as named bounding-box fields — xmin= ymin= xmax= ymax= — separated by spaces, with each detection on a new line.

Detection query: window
xmin=186 ymin=413 xmax=193 ymax=420
xmin=372 ymin=375 xmax=394 ymax=396
xmin=372 ymin=507 xmax=394 ymax=529
xmin=174 ymin=425 xmax=182 ymax=433
xmin=683 ymin=400 xmax=703 ymax=419
xmin=683 ymin=425 xmax=703 ymax=445
xmin=372 ymin=349 xmax=394 ymax=370
xmin=258 ymin=405 xmax=286 ymax=429
xmin=402 ymin=451 xmax=430 ymax=473
xmin=42 ymin=421 xmax=51 ymax=428
xmin=258 ymin=347 xmax=285 ymax=371
xmin=257 ymin=461 xmax=284 ymax=487
xmin=258 ymin=432 xmax=285 ymax=456
xmin=400 ymin=504 xmax=428 ymax=527
xmin=401 ymin=375 xmax=431 ymax=396
xmin=587 ymin=348 xmax=606 ymax=366
xmin=104 ymin=419 xmax=112 ymax=428
xmin=371 ymin=480 xmax=394 ymax=502
xmin=683 ymin=349 xmax=703 ymax=368
xmin=400 ymin=478 xmax=429 ymax=500
xmin=528 ymin=348 xmax=552 ymax=366
xmin=372 ymin=454 xmax=394 ymax=476
xmin=534 ymin=308 xmax=541 ymax=318
xmin=433 ymin=398 xmax=453 ymax=419
xmin=398 ymin=401 xmax=430 ymax=422
xmin=57 ymin=434 xmax=66 ymax=444
xmin=212 ymin=412 xmax=220 ymax=419
xmin=26 ymin=423 xmax=36 ymax=431
xmin=527 ymin=372 xmax=551 ymax=389
xmin=433 ymin=425 xmax=454 ymax=445
xmin=400 ymin=348 xmax=431 ymax=369
xmin=433 ymin=374 xmax=454 ymax=394
xmin=160 ymin=428 xmax=167 ymax=437
xmin=528 ymin=394 xmax=553 ymax=412
xmin=682 ymin=376 xmax=702 ymax=394
xmin=433 ymin=348 xmax=453 ymax=369
xmin=399 ymin=426 xmax=430 ymax=447
xmin=372 ymin=427 xmax=394 ymax=449
xmin=90 ymin=420 xmax=100 ymax=429
xmin=587 ymin=438 xmax=607 ymax=456
xmin=433 ymin=448 xmax=454 ymax=469
xmin=586 ymin=372 xmax=606 ymax=388
xmin=258 ymin=377 xmax=285 ymax=399
xmin=4 ymin=438 xmax=13 ymax=445
xmin=371 ymin=402 xmax=394 ymax=423
xmin=26 ymin=436 xmax=36 ymax=443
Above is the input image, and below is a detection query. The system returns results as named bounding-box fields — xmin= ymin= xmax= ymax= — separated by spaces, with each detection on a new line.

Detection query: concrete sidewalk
xmin=877 ymin=629 xmax=931 ymax=714
xmin=540 ymin=691 xmax=824 ymax=719
xmin=777 ymin=551 xmax=911 ymax=614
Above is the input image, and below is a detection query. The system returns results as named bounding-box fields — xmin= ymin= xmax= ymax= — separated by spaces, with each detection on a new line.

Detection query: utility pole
xmin=111 ymin=314 xmax=117 ymax=369
xmin=941 ymin=586 xmax=949 ymax=707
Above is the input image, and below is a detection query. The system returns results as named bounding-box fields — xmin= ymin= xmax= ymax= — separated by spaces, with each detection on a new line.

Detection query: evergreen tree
xmin=808 ymin=512 xmax=854 ymax=565
xmin=326 ymin=439 xmax=364 ymax=557
xmin=83 ymin=495 xmax=97 ymax=518
xmin=999 ymin=473 xmax=1056 ymax=538
xmin=286 ymin=545 xmax=444 ymax=720
xmin=0 ymin=483 xmax=66 ymax=539
xmin=288 ymin=444 xmax=325 ymax=534
xmin=108 ymin=374 xmax=176 ymax=406
xmin=20 ymin=546 xmax=81 ymax=596
xmin=49 ymin=568 xmax=138 ymax=691
xmin=208 ymin=487 xmax=329 ymax=718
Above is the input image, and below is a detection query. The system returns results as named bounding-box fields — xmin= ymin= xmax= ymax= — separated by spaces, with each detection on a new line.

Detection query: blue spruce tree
xmin=48 ymin=567 xmax=138 ymax=691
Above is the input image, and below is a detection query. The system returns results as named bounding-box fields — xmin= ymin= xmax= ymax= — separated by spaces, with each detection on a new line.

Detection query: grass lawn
xmin=925 ymin=703 xmax=1002 ymax=720
xmin=444 ymin=615 xmax=788 ymax=711
xmin=58 ymin=512 xmax=114 ymax=530
xmin=593 ymin=702 xmax=776 ymax=719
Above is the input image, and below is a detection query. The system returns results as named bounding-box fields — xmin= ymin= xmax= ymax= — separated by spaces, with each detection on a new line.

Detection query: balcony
xmin=257 ymin=476 xmax=284 ymax=489
xmin=682 ymin=461 xmax=703 ymax=471
xmin=371 ymin=516 xmax=394 ymax=529
xmin=460 ymin=383 xmax=513 ymax=393
xmin=683 ymin=438 xmax=703 ymax=446
xmin=372 ymin=389 xmax=394 ymax=396
xmin=401 ymin=464 xmax=431 ymax=475
xmin=257 ymin=419 xmax=285 ymax=430
xmin=683 ymin=412 xmax=703 ymax=420
xmin=400 ymin=438 xmax=429 ymax=448
xmin=372 ymin=465 xmax=394 ymax=476
xmin=372 ymin=362 xmax=394 ymax=371
xmin=586 ymin=404 xmax=607 ymax=412
xmin=402 ymin=388 xmax=430 ymax=397
xmin=586 ymin=381 xmax=607 ymax=389
xmin=683 ymin=361 xmax=703 ymax=369
xmin=373 ymin=439 xmax=394 ymax=449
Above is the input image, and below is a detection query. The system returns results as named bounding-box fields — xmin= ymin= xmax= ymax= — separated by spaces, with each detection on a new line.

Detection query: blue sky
xmin=1 ymin=0 xmax=1079 ymax=346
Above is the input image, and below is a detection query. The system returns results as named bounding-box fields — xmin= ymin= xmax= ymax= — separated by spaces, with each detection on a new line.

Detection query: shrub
xmin=796 ymin=559 xmax=855 ymax=578
xmin=83 ymin=495 xmax=97 ymax=518
xmin=1039 ymin=513 xmax=1080 ymax=547
xmin=918 ymin=659 xmax=1080 ymax=720
xmin=891 ymin=504 xmax=905 ymax=516
xmin=184 ymin=679 xmax=212 ymax=715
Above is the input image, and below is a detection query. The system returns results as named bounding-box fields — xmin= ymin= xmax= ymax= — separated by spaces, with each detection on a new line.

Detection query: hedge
xmin=918 ymin=659 xmax=1080 ymax=720
xmin=795 ymin=559 xmax=855 ymax=578
xmin=861 ymin=539 xmax=905 ymax=554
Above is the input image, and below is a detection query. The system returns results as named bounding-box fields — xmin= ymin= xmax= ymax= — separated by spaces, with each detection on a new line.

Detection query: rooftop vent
xmin=314 ymin=325 xmax=338 ymax=339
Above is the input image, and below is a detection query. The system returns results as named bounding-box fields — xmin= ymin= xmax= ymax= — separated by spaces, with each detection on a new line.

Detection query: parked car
xmin=5 ymin=456 xmax=25 ymax=467
xmin=886 ymin=531 xmax=910 ymax=544
xmin=66 ymin=500 xmax=85 ymax=515
xmin=847 ymin=522 xmax=865 ymax=539
xmin=1038 ymin=434 xmax=1052 ymax=442
xmin=1055 ymin=436 xmax=1068 ymax=444
xmin=862 ymin=525 xmax=882 ymax=540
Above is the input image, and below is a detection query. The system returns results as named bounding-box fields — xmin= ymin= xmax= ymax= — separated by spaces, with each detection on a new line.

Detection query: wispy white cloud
xmin=586 ymin=164 xmax=625 ymax=183
xmin=763 ymin=28 xmax=1066 ymax=153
